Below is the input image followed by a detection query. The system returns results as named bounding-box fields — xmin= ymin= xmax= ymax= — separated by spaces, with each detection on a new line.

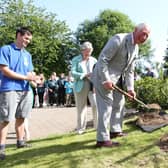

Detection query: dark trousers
xmin=38 ymin=92 xmax=44 ymax=107
xmin=58 ymin=88 xmax=65 ymax=105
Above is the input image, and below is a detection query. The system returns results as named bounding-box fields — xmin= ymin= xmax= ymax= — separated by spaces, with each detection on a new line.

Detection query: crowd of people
xmin=31 ymin=72 xmax=75 ymax=108
xmin=0 ymin=22 xmax=151 ymax=160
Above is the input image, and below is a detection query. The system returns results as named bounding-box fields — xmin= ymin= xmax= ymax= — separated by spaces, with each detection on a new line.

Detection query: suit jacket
xmin=91 ymin=33 xmax=139 ymax=91
xmin=71 ymin=54 xmax=97 ymax=93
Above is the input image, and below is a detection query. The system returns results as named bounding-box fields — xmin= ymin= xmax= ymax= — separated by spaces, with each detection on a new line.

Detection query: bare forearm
xmin=1 ymin=67 xmax=27 ymax=80
xmin=0 ymin=66 xmax=35 ymax=81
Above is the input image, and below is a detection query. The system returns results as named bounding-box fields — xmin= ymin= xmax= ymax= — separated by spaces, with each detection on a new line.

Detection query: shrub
xmin=126 ymin=77 xmax=168 ymax=109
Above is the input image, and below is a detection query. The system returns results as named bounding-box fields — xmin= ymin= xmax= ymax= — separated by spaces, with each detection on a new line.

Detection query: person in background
xmin=48 ymin=72 xmax=58 ymax=106
xmin=0 ymin=27 xmax=35 ymax=160
xmin=57 ymin=73 xmax=66 ymax=107
xmin=145 ymin=67 xmax=155 ymax=77
xmin=91 ymin=23 xmax=150 ymax=147
xmin=71 ymin=41 xmax=98 ymax=134
xmin=37 ymin=73 xmax=46 ymax=108
xmin=64 ymin=76 xmax=73 ymax=107
xmin=31 ymin=72 xmax=39 ymax=108
xmin=52 ymin=71 xmax=59 ymax=81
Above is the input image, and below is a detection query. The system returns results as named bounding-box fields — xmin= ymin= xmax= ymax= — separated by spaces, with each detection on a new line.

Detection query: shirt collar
xmin=11 ymin=43 xmax=25 ymax=51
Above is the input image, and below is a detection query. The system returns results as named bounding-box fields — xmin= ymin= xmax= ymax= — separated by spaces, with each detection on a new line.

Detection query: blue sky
xmin=33 ymin=0 xmax=167 ymax=62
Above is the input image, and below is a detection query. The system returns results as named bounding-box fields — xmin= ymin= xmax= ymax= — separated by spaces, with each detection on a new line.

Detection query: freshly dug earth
xmin=137 ymin=112 xmax=168 ymax=125
xmin=147 ymin=103 xmax=162 ymax=112
xmin=136 ymin=103 xmax=168 ymax=126
xmin=135 ymin=103 xmax=168 ymax=152
xmin=158 ymin=134 xmax=168 ymax=152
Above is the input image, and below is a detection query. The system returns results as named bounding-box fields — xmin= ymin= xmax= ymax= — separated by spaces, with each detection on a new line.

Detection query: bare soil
xmin=135 ymin=103 xmax=168 ymax=151
xmin=158 ymin=134 xmax=168 ymax=152
xmin=147 ymin=103 xmax=162 ymax=111
xmin=136 ymin=103 xmax=168 ymax=126
xmin=137 ymin=112 xmax=168 ymax=126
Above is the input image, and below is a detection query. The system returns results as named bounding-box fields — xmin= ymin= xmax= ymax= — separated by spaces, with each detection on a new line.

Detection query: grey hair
xmin=80 ymin=41 xmax=93 ymax=52
xmin=136 ymin=23 xmax=151 ymax=32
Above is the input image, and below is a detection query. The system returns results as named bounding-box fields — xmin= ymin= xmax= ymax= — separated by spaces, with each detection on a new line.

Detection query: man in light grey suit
xmin=91 ymin=23 xmax=150 ymax=147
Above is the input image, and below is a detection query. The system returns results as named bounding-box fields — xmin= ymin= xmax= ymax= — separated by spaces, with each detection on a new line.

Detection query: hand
xmin=85 ymin=73 xmax=91 ymax=78
xmin=127 ymin=90 xmax=136 ymax=100
xmin=103 ymin=81 xmax=114 ymax=90
xmin=35 ymin=76 xmax=41 ymax=84
xmin=49 ymin=88 xmax=53 ymax=92
xmin=26 ymin=72 xmax=36 ymax=81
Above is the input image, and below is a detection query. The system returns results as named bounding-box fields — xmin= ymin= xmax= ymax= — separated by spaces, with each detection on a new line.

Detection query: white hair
xmin=80 ymin=41 xmax=93 ymax=52
xmin=136 ymin=23 xmax=151 ymax=32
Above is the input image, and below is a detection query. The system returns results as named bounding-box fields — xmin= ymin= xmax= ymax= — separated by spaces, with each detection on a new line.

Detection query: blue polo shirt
xmin=0 ymin=43 xmax=34 ymax=91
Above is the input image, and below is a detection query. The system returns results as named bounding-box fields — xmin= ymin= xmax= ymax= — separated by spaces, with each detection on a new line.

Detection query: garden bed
xmin=158 ymin=134 xmax=168 ymax=152
xmin=136 ymin=104 xmax=168 ymax=132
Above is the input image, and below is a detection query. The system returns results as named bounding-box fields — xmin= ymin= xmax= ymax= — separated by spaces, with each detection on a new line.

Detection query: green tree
xmin=75 ymin=9 xmax=151 ymax=58
xmin=0 ymin=0 xmax=75 ymax=76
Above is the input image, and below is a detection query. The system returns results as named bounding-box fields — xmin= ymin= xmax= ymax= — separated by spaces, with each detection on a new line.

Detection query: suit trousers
xmin=110 ymin=89 xmax=125 ymax=132
xmin=95 ymin=86 xmax=125 ymax=141
xmin=74 ymin=80 xmax=97 ymax=132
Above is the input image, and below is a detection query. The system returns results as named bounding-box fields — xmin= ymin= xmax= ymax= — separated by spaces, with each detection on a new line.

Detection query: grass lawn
xmin=1 ymin=117 xmax=168 ymax=168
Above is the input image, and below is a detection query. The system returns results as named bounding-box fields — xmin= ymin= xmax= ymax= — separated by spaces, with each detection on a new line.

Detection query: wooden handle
xmin=113 ymin=85 xmax=149 ymax=109
xmin=113 ymin=85 xmax=132 ymax=98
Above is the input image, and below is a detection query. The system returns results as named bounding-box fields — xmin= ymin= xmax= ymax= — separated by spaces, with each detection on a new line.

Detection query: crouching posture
xmin=91 ymin=23 xmax=150 ymax=147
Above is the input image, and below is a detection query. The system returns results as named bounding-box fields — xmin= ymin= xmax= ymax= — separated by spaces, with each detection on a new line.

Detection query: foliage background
xmin=0 ymin=0 xmax=152 ymax=77
xmin=126 ymin=77 xmax=168 ymax=109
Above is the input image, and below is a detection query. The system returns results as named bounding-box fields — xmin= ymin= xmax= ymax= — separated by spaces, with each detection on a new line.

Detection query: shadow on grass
xmin=115 ymin=143 xmax=155 ymax=164
xmin=30 ymin=129 xmax=96 ymax=143
xmin=123 ymin=119 xmax=140 ymax=134
xmin=1 ymin=138 xmax=96 ymax=168
xmin=1 ymin=130 xmax=98 ymax=167
xmin=1 ymin=122 xmax=151 ymax=167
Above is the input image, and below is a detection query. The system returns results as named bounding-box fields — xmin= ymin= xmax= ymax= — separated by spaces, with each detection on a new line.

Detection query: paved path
xmin=7 ymin=106 xmax=93 ymax=145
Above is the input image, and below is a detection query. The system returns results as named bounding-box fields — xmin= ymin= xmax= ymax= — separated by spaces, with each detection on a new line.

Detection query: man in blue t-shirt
xmin=0 ymin=27 xmax=36 ymax=160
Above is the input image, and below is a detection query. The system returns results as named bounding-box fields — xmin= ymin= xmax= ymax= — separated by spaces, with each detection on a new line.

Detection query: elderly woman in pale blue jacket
xmin=71 ymin=41 xmax=97 ymax=134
